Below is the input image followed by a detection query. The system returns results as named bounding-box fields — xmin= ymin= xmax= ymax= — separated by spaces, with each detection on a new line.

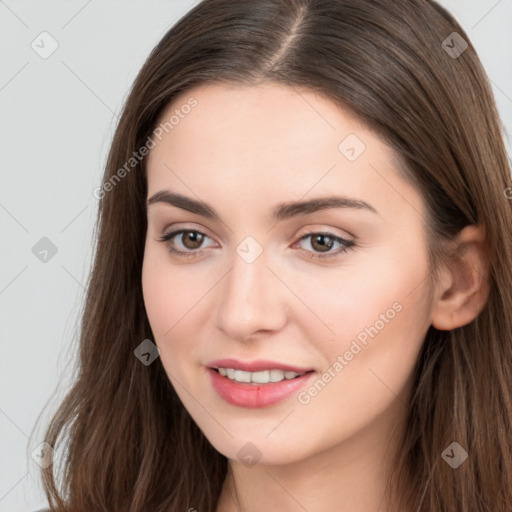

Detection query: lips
xmin=207 ymin=367 xmax=316 ymax=408
xmin=206 ymin=358 xmax=313 ymax=373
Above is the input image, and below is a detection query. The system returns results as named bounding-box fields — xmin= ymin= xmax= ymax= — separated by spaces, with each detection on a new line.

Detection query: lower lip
xmin=207 ymin=368 xmax=315 ymax=408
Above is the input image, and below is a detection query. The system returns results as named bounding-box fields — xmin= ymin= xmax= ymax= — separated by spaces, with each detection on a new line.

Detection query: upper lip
xmin=206 ymin=358 xmax=314 ymax=373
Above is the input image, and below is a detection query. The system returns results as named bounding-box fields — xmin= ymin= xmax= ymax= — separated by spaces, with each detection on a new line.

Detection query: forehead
xmin=149 ymin=81 xmax=369 ymax=165
xmin=145 ymin=82 xmax=423 ymax=222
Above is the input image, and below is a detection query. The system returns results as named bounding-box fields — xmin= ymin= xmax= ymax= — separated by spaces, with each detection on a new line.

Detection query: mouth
xmin=206 ymin=366 xmax=316 ymax=408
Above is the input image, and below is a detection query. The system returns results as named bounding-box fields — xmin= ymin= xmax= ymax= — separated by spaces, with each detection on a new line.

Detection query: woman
xmin=36 ymin=0 xmax=512 ymax=510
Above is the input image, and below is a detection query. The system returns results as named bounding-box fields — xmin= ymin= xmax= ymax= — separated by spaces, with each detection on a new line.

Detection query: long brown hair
xmin=35 ymin=0 xmax=512 ymax=510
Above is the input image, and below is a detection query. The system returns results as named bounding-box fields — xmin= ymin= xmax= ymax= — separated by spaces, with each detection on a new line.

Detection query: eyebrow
xmin=146 ymin=190 xmax=379 ymax=222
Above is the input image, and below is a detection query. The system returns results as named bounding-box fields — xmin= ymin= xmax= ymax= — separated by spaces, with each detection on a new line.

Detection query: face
xmin=142 ymin=81 xmax=434 ymax=466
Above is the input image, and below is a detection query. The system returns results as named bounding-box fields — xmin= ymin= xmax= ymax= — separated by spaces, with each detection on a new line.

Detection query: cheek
xmin=141 ymin=247 xmax=190 ymax=361
xmin=142 ymin=261 xmax=185 ymax=386
xmin=287 ymin=242 xmax=431 ymax=350
xmin=141 ymin=246 xmax=211 ymax=374
xmin=292 ymin=250 xmax=432 ymax=417
xmin=299 ymin=246 xmax=432 ymax=411
xmin=142 ymin=244 xmax=195 ymax=335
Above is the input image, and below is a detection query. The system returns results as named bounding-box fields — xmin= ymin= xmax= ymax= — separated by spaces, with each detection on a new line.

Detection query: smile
xmin=207 ymin=367 xmax=316 ymax=408
xmin=216 ymin=367 xmax=307 ymax=384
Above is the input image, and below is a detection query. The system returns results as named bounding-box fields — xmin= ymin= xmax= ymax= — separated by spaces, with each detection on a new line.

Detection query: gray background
xmin=1 ymin=1 xmax=511 ymax=510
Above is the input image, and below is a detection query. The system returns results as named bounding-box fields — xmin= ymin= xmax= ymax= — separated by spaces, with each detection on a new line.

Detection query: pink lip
xmin=206 ymin=367 xmax=316 ymax=408
xmin=206 ymin=358 xmax=313 ymax=373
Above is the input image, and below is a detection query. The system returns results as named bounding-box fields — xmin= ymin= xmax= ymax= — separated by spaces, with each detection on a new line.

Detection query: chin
xmin=203 ymin=429 xmax=314 ymax=467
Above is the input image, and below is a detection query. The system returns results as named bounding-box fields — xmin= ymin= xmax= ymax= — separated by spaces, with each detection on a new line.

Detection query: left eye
xmin=294 ymin=231 xmax=355 ymax=260
xmin=157 ymin=229 xmax=355 ymax=260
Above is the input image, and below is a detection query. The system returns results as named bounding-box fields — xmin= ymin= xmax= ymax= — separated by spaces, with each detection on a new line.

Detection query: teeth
xmin=235 ymin=370 xmax=251 ymax=383
xmin=216 ymin=367 xmax=305 ymax=384
xmin=270 ymin=369 xmax=285 ymax=382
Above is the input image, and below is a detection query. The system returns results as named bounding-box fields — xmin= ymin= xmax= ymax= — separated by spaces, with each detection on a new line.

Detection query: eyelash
xmin=157 ymin=229 xmax=355 ymax=261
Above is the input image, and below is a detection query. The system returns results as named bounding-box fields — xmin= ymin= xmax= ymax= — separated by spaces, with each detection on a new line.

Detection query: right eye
xmin=158 ymin=229 xmax=217 ymax=258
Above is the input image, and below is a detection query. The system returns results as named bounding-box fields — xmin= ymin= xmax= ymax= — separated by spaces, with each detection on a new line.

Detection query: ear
xmin=431 ymin=224 xmax=490 ymax=331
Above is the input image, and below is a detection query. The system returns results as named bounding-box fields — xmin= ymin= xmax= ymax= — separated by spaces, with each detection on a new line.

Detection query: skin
xmin=142 ymin=82 xmax=489 ymax=512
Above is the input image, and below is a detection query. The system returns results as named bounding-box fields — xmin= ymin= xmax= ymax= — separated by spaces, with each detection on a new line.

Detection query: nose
xmin=215 ymin=243 xmax=288 ymax=342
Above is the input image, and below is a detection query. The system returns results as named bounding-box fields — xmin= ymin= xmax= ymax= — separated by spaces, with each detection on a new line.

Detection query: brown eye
xmin=295 ymin=231 xmax=355 ymax=261
xmin=180 ymin=231 xmax=204 ymax=250
xmin=157 ymin=229 xmax=215 ymax=258
xmin=310 ymin=234 xmax=334 ymax=253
